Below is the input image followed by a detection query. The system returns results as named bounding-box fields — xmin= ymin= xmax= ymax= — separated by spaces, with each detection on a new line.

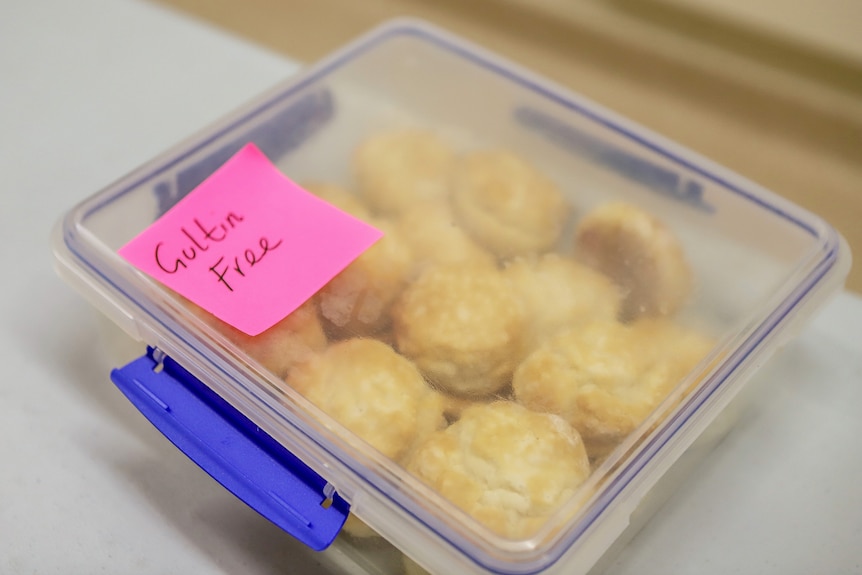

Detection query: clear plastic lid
xmin=54 ymin=19 xmax=849 ymax=575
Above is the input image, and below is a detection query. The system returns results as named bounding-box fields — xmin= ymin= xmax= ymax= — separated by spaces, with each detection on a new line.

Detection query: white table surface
xmin=2 ymin=1 xmax=860 ymax=574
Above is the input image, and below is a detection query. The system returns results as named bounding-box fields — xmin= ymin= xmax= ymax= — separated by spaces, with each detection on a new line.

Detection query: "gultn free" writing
xmin=153 ymin=212 xmax=282 ymax=291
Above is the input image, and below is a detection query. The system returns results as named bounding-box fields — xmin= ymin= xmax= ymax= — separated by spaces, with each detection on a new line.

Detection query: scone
xmin=289 ymin=338 xmax=446 ymax=462
xmin=185 ymin=297 xmax=327 ymax=380
xmin=630 ymin=317 xmax=715 ymax=385
xmin=310 ymin=343 xmax=447 ymax=543
xmin=438 ymin=392 xmax=483 ymax=424
xmin=512 ymin=320 xmax=712 ymax=460
xmin=405 ymin=401 xmax=591 ymax=540
xmin=397 ymin=201 xmax=496 ymax=276
xmin=317 ymin=219 xmax=412 ymax=338
xmin=354 ymin=129 xmax=455 ymax=216
xmin=573 ymin=201 xmax=692 ymax=319
xmin=451 ymin=151 xmax=570 ymax=258
xmin=302 ymin=181 xmax=372 ymax=221
xmin=393 ymin=265 xmax=525 ymax=398
xmin=503 ymin=254 xmax=622 ymax=354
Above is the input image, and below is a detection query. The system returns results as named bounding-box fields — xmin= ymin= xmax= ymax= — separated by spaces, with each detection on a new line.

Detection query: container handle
xmin=110 ymin=348 xmax=348 ymax=551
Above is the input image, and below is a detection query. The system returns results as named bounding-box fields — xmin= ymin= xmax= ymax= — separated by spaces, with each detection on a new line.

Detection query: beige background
xmin=153 ymin=0 xmax=862 ymax=291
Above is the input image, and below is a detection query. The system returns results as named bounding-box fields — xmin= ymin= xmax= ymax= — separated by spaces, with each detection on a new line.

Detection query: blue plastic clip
xmin=110 ymin=348 xmax=349 ymax=550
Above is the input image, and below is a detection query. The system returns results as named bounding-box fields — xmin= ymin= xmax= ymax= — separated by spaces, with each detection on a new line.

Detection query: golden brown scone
xmin=631 ymin=317 xmax=715 ymax=375
xmin=405 ymin=401 xmax=590 ymax=540
xmin=630 ymin=318 xmax=715 ymax=384
xmin=317 ymin=219 xmax=412 ymax=338
xmin=371 ymin=326 xmax=398 ymax=348
xmin=438 ymin=392 xmax=482 ymax=424
xmin=513 ymin=320 xmax=712 ymax=460
xmin=183 ymin=297 xmax=327 ymax=380
xmin=354 ymin=130 xmax=455 ymax=216
xmin=302 ymin=182 xmax=372 ymax=221
xmin=573 ymin=201 xmax=692 ymax=320
xmin=289 ymin=339 xmax=445 ymax=461
xmin=393 ymin=265 xmax=525 ymax=398
xmin=451 ymin=151 xmax=570 ymax=258
xmin=503 ymin=254 xmax=622 ymax=354
xmin=513 ymin=321 xmax=650 ymax=459
xmin=397 ymin=201 xmax=496 ymax=276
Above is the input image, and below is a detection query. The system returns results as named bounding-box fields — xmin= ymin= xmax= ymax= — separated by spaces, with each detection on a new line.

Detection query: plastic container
xmin=52 ymin=19 xmax=850 ymax=575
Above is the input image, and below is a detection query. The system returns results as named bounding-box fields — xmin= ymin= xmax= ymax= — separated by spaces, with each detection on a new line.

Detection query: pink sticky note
xmin=120 ymin=143 xmax=383 ymax=336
